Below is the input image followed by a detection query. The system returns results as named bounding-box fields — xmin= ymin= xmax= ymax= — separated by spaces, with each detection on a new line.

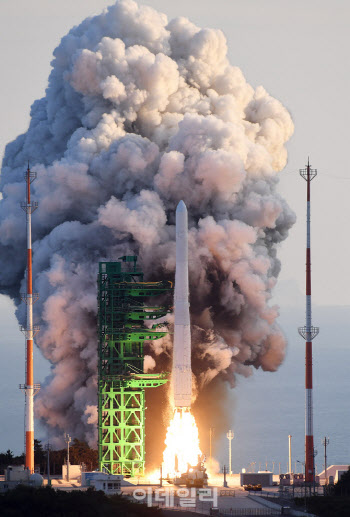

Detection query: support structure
xmin=19 ymin=164 xmax=40 ymax=473
xmin=288 ymin=434 xmax=292 ymax=474
xmin=322 ymin=437 xmax=329 ymax=485
xmin=209 ymin=427 xmax=214 ymax=470
xmin=298 ymin=159 xmax=319 ymax=484
xmin=98 ymin=257 xmax=172 ymax=476
xmin=65 ymin=433 xmax=71 ymax=482
xmin=45 ymin=442 xmax=51 ymax=486
xmin=226 ymin=430 xmax=234 ymax=475
xmin=222 ymin=465 xmax=228 ymax=488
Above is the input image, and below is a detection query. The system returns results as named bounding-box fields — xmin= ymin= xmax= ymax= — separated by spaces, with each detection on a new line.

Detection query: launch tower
xmin=97 ymin=256 xmax=172 ymax=476
xmin=298 ymin=158 xmax=319 ymax=484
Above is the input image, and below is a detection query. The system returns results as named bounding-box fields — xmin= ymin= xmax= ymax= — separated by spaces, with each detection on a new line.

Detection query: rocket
xmin=172 ymin=200 xmax=192 ymax=410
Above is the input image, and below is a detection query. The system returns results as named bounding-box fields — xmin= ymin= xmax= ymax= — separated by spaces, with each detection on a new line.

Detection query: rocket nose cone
xmin=176 ymin=200 xmax=187 ymax=213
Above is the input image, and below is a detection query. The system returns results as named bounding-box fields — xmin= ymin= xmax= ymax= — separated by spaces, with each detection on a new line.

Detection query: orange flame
xmin=162 ymin=409 xmax=202 ymax=477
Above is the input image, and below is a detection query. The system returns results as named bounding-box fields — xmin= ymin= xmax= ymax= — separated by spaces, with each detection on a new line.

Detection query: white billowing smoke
xmin=0 ymin=0 xmax=295 ymax=446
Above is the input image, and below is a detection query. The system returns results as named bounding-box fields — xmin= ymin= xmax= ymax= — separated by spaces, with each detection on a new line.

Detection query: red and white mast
xmin=298 ymin=158 xmax=319 ymax=484
xmin=20 ymin=164 xmax=40 ymax=473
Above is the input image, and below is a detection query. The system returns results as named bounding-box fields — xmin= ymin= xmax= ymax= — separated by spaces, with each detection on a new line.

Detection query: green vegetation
xmin=0 ymin=485 xmax=160 ymax=517
xmin=0 ymin=449 xmax=24 ymax=472
xmin=294 ymin=467 xmax=350 ymax=517
xmin=334 ymin=467 xmax=350 ymax=496
xmin=0 ymin=439 xmax=98 ymax=475
xmin=295 ymin=495 xmax=350 ymax=517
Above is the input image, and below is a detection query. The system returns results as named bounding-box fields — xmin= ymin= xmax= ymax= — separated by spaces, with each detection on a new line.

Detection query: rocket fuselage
xmin=172 ymin=200 xmax=192 ymax=409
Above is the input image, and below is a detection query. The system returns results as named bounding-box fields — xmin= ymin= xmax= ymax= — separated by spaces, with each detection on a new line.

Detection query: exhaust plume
xmin=0 ymin=0 xmax=295 ymax=446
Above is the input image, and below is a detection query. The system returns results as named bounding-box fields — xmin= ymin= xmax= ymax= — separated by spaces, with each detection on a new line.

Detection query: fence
xmin=217 ymin=509 xmax=282 ymax=516
xmin=252 ymin=490 xmax=291 ymax=500
xmin=155 ymin=507 xmax=282 ymax=515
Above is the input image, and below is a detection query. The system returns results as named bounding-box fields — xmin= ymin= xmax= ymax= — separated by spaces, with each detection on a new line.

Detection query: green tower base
xmin=98 ymin=257 xmax=172 ymax=476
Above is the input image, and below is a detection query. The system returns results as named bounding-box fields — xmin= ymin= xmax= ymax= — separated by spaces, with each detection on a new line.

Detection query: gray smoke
xmin=0 ymin=0 xmax=295 ymax=446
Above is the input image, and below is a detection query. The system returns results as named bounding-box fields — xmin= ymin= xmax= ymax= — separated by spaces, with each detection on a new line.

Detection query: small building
xmin=318 ymin=465 xmax=349 ymax=484
xmin=81 ymin=472 xmax=123 ymax=495
xmin=335 ymin=470 xmax=348 ymax=483
xmin=5 ymin=465 xmax=30 ymax=482
xmin=0 ymin=466 xmax=43 ymax=493
xmin=279 ymin=474 xmax=291 ymax=486
xmin=62 ymin=463 xmax=82 ymax=481
xmin=292 ymin=474 xmax=304 ymax=486
xmin=240 ymin=472 xmax=273 ymax=487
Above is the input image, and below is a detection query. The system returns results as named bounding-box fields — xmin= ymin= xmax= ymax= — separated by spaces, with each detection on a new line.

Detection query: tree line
xmin=295 ymin=467 xmax=350 ymax=517
xmin=0 ymin=439 xmax=98 ymax=475
xmin=0 ymin=485 xmax=160 ymax=517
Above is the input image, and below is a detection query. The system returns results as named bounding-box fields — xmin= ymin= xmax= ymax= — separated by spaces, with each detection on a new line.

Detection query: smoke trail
xmin=0 ymin=0 xmax=295 ymax=446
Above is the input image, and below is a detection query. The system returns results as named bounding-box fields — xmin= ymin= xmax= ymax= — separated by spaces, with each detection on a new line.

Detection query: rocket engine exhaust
xmin=172 ymin=200 xmax=192 ymax=412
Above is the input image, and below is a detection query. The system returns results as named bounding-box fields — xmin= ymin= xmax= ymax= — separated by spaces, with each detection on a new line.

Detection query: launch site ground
xmin=109 ymin=483 xmax=298 ymax=515
xmin=45 ymin=483 xmax=279 ymax=514
xmin=0 ymin=471 xmax=314 ymax=514
xmin=25 ymin=475 xmax=296 ymax=515
xmin=124 ymin=486 xmax=271 ymax=514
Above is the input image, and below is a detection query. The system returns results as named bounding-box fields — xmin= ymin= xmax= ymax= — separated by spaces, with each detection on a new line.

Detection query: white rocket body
xmin=172 ymin=200 xmax=192 ymax=409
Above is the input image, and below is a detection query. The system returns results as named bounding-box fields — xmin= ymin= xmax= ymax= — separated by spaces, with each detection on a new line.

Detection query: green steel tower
xmin=97 ymin=256 xmax=172 ymax=476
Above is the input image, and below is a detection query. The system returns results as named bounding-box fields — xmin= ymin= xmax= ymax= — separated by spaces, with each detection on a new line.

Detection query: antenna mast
xmin=298 ymin=158 xmax=319 ymax=484
xmin=19 ymin=164 xmax=40 ymax=473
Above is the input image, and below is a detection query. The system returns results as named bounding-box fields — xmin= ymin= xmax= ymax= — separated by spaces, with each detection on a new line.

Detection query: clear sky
xmin=0 ymin=0 xmax=349 ymax=459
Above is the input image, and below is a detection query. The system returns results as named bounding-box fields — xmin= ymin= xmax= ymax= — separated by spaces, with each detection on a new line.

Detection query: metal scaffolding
xmin=97 ymin=256 xmax=172 ymax=476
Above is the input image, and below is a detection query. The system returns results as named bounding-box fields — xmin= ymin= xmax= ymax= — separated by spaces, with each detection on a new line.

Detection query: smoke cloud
xmin=0 ymin=0 xmax=295 ymax=447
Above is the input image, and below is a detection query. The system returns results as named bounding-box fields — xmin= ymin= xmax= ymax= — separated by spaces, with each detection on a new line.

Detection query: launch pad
xmin=97 ymin=256 xmax=172 ymax=476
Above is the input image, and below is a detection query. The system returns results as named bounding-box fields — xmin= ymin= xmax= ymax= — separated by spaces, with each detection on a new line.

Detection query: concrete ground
xmin=43 ymin=478 xmax=88 ymax=491
xmin=40 ymin=473 xmax=291 ymax=514
xmin=121 ymin=482 xmax=273 ymax=515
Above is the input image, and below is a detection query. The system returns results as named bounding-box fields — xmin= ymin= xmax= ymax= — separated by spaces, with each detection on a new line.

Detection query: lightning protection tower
xmin=226 ymin=430 xmax=234 ymax=475
xmin=298 ymin=158 xmax=319 ymax=484
xmin=19 ymin=164 xmax=40 ymax=473
xmin=98 ymin=256 xmax=172 ymax=476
